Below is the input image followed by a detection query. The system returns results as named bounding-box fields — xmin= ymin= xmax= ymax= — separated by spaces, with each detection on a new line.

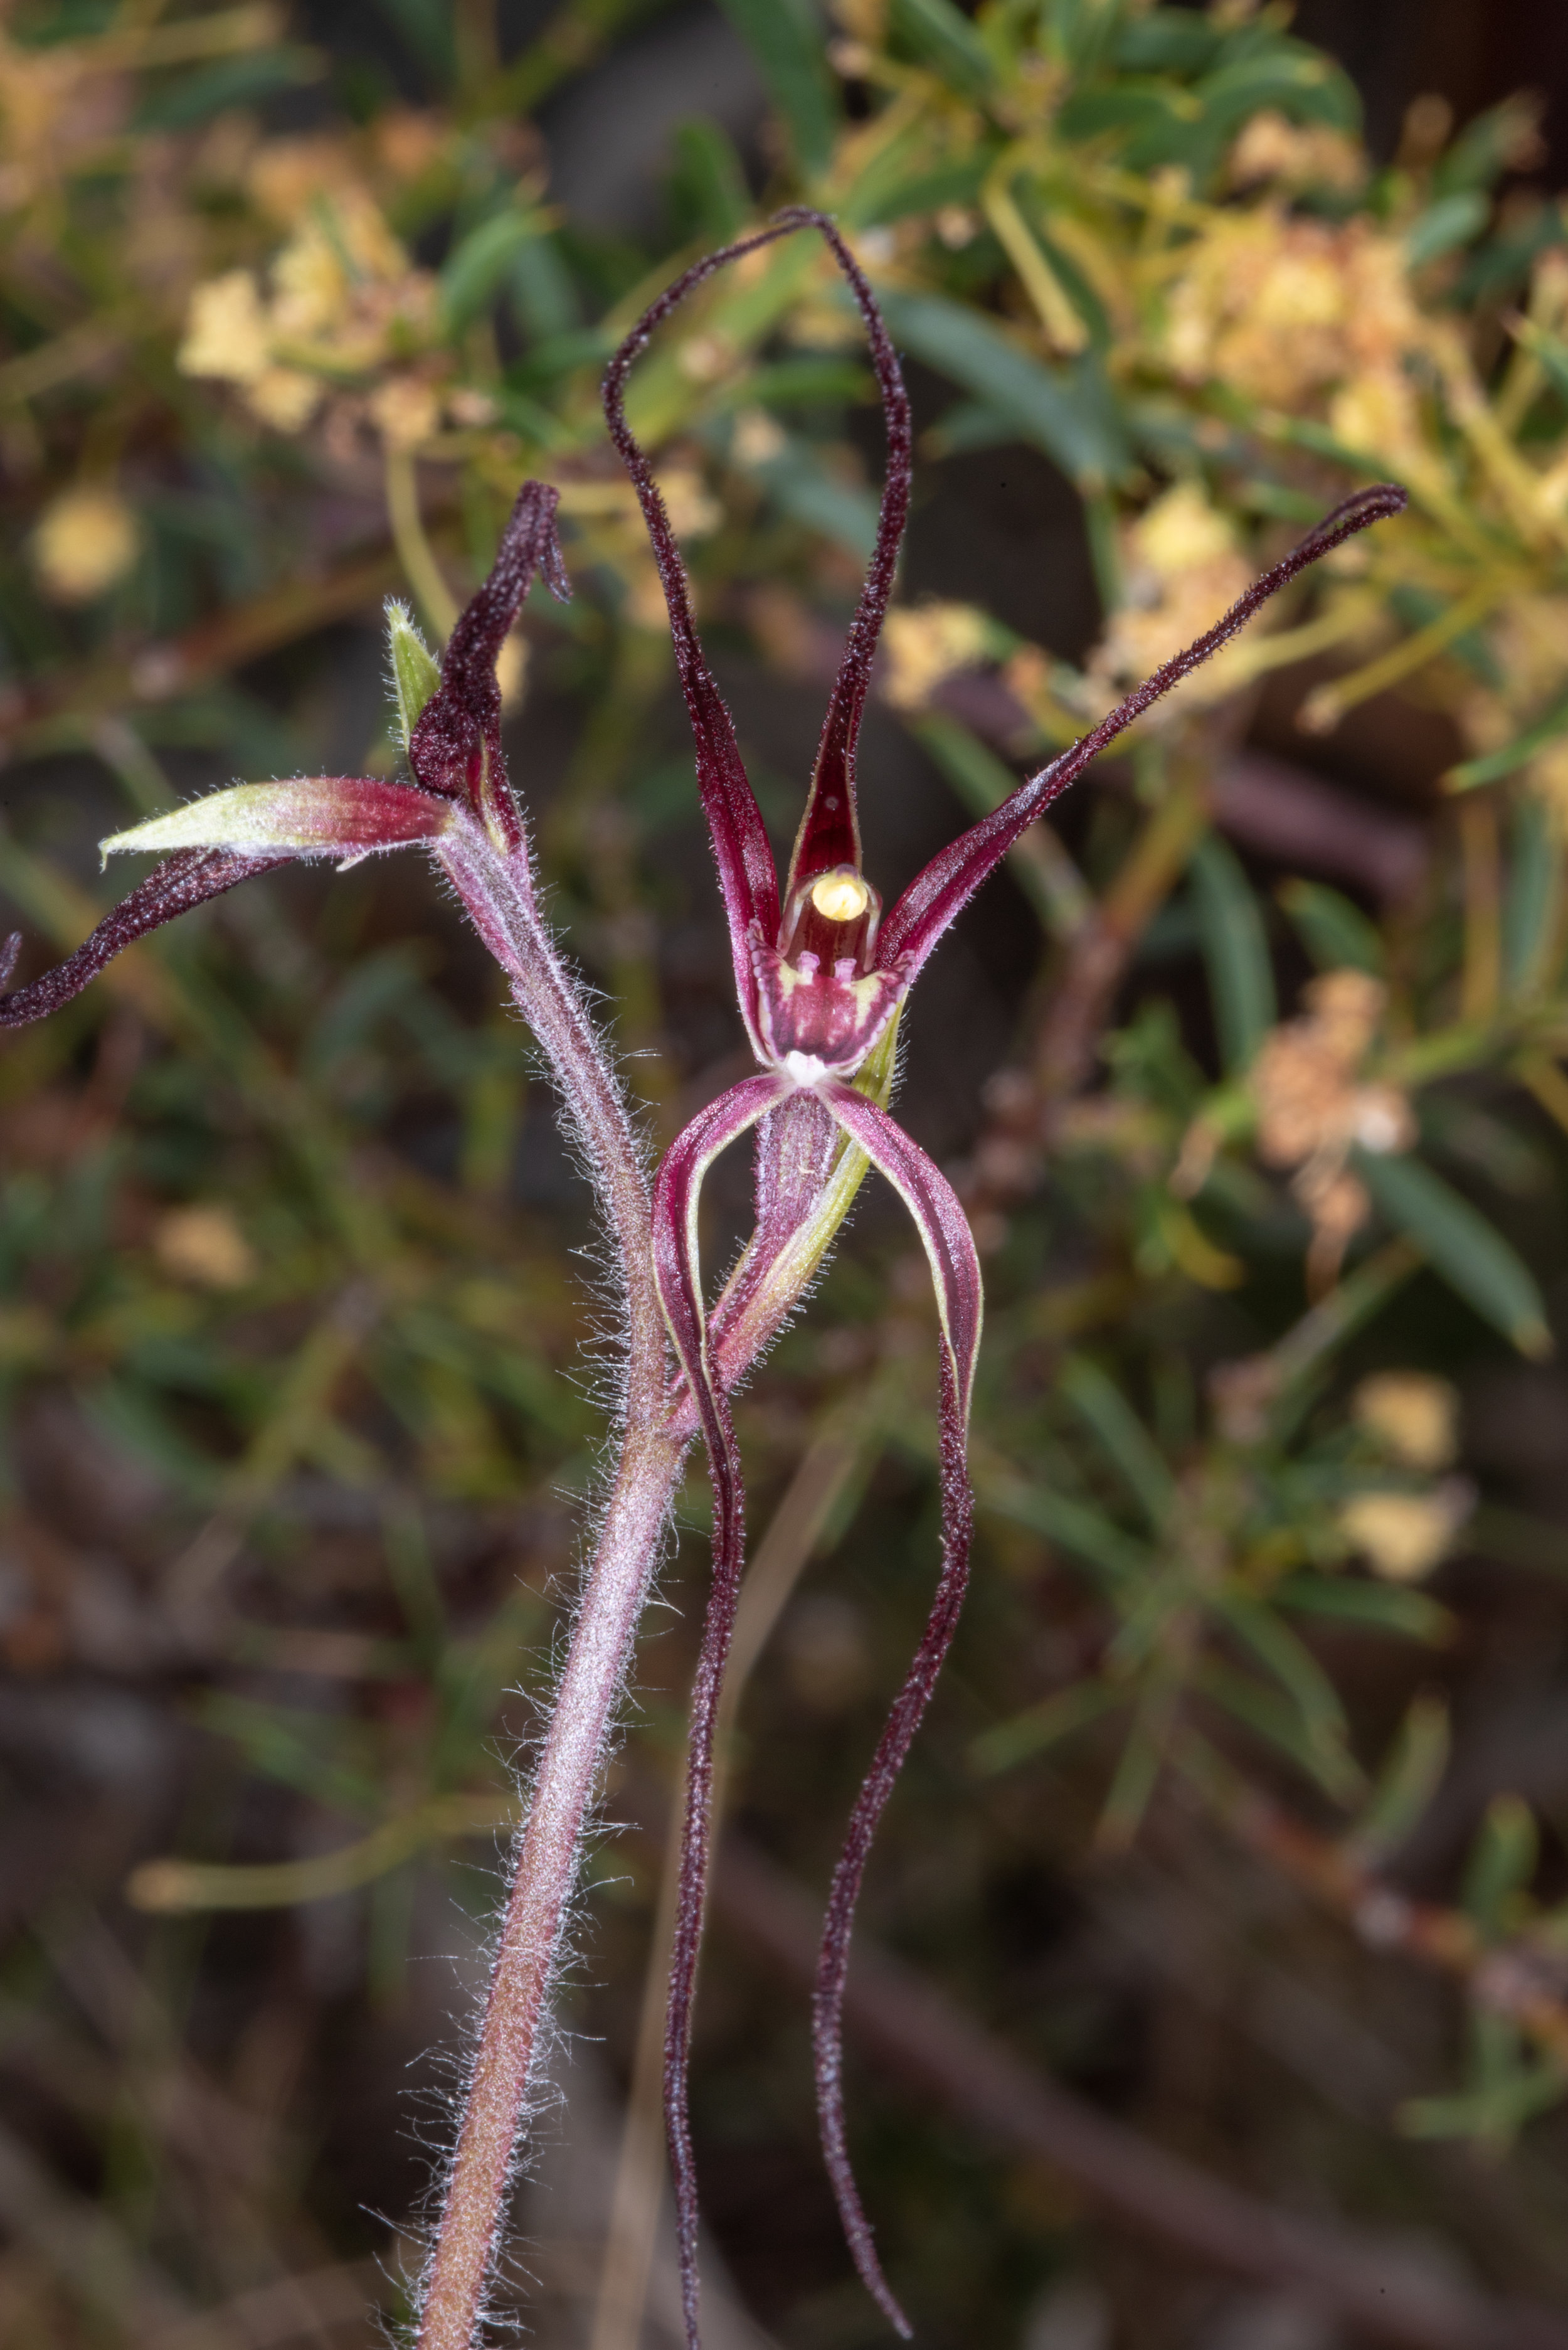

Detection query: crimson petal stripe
xmin=878 ymin=484 xmax=1407 ymax=982
xmin=814 ymin=1082 xmax=982 ymax=2336
xmin=651 ymin=1070 xmax=790 ymax=2350
xmin=0 ymin=848 xmax=293 ymax=1030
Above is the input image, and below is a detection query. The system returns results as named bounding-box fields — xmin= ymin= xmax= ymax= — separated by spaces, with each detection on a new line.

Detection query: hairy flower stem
xmin=416 ymin=809 xmax=895 ymax=2350
xmin=416 ymin=1430 xmax=686 ymax=2350
xmin=439 ymin=820 xmax=667 ymax=1423
xmin=416 ymin=819 xmax=686 ymax=2350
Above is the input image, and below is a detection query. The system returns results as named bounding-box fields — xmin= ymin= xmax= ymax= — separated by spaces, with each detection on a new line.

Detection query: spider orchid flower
xmin=607 ymin=204 xmax=1406 ymax=2347
xmin=0 ymin=479 xmax=572 ymax=1026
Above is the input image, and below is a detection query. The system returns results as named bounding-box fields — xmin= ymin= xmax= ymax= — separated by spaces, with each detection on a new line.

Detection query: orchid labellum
xmin=606 ymin=206 xmax=1405 ymax=2345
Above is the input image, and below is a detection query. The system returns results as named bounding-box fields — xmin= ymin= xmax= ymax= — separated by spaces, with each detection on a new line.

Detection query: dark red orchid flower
xmin=0 ymin=480 xmax=570 ymax=1029
xmin=0 ymin=215 xmax=1404 ymax=2350
xmin=607 ymin=205 xmax=1406 ymax=2346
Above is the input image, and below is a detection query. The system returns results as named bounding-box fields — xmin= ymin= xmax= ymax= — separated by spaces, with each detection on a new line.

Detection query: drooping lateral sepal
xmin=812 ymin=1342 xmax=975 ymax=2342
xmin=0 ymin=847 xmax=292 ymax=1029
xmin=820 ymin=1085 xmax=982 ymax=1411
xmin=810 ymin=1083 xmax=982 ymax=2336
xmin=407 ymin=478 xmax=570 ymax=851
xmin=653 ymin=1071 xmax=792 ymax=1395
xmin=701 ymin=1008 xmax=903 ymax=1415
xmin=100 ymin=776 xmax=452 ymax=867
xmin=650 ymin=1069 xmax=789 ymax=2350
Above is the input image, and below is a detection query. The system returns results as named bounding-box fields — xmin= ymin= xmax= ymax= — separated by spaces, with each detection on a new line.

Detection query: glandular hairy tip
xmin=386 ymin=597 xmax=442 ymax=750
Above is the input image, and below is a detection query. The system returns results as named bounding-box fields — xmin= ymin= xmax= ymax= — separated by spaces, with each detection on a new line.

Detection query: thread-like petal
xmin=607 ymin=209 xmax=912 ymax=1046
xmin=778 ymin=211 xmax=912 ymax=899
xmin=879 ymin=486 xmax=1408 ymax=983
xmin=812 ymin=1083 xmax=983 ymax=2336
xmin=606 ymin=252 xmax=785 ymax=1046
xmin=0 ymin=848 xmax=291 ymax=1028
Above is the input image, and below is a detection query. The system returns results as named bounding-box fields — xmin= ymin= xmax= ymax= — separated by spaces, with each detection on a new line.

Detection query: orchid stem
xmin=415 ymin=821 xmax=684 ymax=2350
xmin=416 ymin=1432 xmax=686 ymax=2350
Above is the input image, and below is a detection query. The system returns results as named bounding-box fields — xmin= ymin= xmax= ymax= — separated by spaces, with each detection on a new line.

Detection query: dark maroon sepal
xmin=877 ymin=483 xmax=1411 ymax=983
xmin=777 ymin=216 xmax=911 ymax=898
xmin=0 ymin=847 xmax=291 ymax=1029
xmin=605 ymin=209 xmax=915 ymax=1055
xmin=407 ymin=479 xmax=569 ymax=849
xmin=650 ymin=1071 xmax=790 ymax=2350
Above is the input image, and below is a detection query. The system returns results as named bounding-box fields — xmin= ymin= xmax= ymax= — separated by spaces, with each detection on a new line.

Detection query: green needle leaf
xmin=879 ymin=290 xmax=1133 ymax=484
xmin=1277 ymin=879 xmax=1385 ymax=977
xmin=1357 ymin=1149 xmax=1554 ymax=1359
xmin=1190 ymin=834 xmax=1276 ymax=1074
xmin=1059 ymin=1354 xmax=1175 ymax=1528
xmin=1347 ymin=1693 xmax=1451 ymax=1866
xmin=1464 ymin=1792 xmax=1539 ymax=1935
xmin=716 ymin=0 xmax=839 ymax=178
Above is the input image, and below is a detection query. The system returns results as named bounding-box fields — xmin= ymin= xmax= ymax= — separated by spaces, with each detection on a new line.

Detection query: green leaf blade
xmin=1190 ymin=834 xmax=1276 ymax=1074
xmin=1357 ymin=1149 xmax=1553 ymax=1359
xmin=716 ymin=0 xmax=839 ymax=178
xmin=879 ymin=290 xmax=1133 ymax=486
xmin=1059 ymin=1354 xmax=1176 ymax=1528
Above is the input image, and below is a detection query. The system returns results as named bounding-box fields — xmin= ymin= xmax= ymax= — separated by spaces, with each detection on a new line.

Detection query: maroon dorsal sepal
xmin=778 ymin=216 xmax=912 ymax=900
xmin=604 ymin=208 xmax=914 ymax=1055
xmin=407 ymin=479 xmax=570 ymax=851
